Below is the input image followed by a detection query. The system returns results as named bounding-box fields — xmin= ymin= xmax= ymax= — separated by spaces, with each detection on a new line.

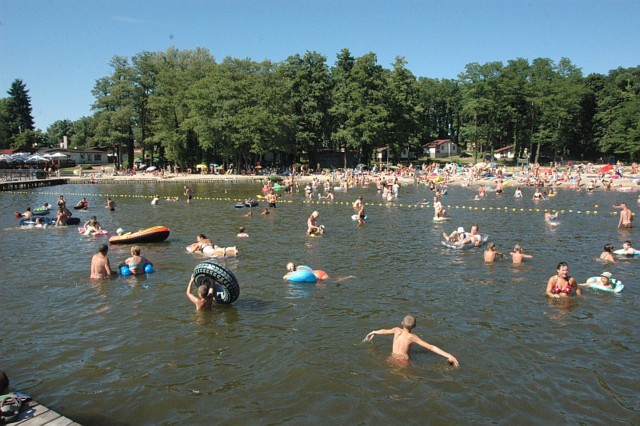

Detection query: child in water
xmin=364 ymin=315 xmax=459 ymax=366
xmin=483 ymin=242 xmax=503 ymax=263
xmin=510 ymin=244 xmax=533 ymax=264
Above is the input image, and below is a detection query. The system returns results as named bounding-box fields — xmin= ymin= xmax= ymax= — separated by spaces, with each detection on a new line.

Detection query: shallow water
xmin=1 ymin=181 xmax=639 ymax=425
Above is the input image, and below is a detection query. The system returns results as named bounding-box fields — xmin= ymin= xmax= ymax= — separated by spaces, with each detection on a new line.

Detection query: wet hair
xmin=514 ymin=244 xmax=522 ymax=252
xmin=556 ymin=261 xmax=569 ymax=270
xmin=98 ymin=244 xmax=108 ymax=255
xmin=487 ymin=242 xmax=496 ymax=250
xmin=604 ymin=243 xmax=614 ymax=253
xmin=624 ymin=240 xmax=632 ymax=246
xmin=197 ymin=234 xmax=207 ymax=240
xmin=402 ymin=315 xmax=416 ymax=330
xmin=239 ymin=226 xmax=245 ymax=232
xmin=197 ymin=285 xmax=208 ymax=297
xmin=0 ymin=370 xmax=9 ymax=393
xmin=131 ymin=245 xmax=141 ymax=256
xmin=91 ymin=215 xmax=97 ymax=220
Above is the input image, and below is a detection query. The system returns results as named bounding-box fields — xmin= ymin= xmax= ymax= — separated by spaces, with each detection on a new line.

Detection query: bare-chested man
xmin=185 ymin=274 xmax=214 ymax=311
xmin=266 ymin=191 xmax=277 ymax=208
xmin=365 ymin=315 xmax=459 ymax=366
xmin=90 ymin=244 xmax=114 ymax=279
xmin=307 ymin=211 xmax=323 ymax=235
xmin=616 ymin=202 xmax=633 ymax=228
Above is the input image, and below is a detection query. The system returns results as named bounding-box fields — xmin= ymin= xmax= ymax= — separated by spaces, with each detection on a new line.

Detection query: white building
xmin=422 ymin=139 xmax=458 ymax=159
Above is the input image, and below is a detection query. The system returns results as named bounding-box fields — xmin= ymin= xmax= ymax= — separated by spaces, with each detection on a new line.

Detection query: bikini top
xmin=552 ymin=276 xmax=573 ymax=295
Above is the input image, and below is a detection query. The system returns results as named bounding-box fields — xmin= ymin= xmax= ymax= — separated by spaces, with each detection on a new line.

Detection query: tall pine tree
xmin=7 ymin=79 xmax=35 ymax=136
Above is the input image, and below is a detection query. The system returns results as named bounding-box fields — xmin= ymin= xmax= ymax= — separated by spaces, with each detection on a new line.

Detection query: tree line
xmin=1 ymin=47 xmax=638 ymax=169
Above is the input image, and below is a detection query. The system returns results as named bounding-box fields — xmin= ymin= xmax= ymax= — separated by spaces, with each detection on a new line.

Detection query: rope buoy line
xmin=5 ymin=190 xmax=623 ymax=215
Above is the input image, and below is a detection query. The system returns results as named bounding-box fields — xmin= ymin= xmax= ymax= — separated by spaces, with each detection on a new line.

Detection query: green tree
xmin=186 ymin=57 xmax=292 ymax=170
xmin=6 ymin=79 xmax=35 ymax=138
xmin=330 ymin=51 xmax=388 ymax=164
xmin=11 ymin=129 xmax=45 ymax=149
xmin=280 ymin=51 xmax=333 ymax=165
xmin=147 ymin=47 xmax=215 ymax=168
xmin=92 ymin=56 xmax=137 ymax=168
xmin=46 ymin=119 xmax=75 ymax=147
xmin=0 ymin=98 xmax=12 ymax=149
xmin=385 ymin=57 xmax=421 ymax=160
xmin=70 ymin=116 xmax=96 ymax=148
xmin=594 ymin=66 xmax=640 ymax=160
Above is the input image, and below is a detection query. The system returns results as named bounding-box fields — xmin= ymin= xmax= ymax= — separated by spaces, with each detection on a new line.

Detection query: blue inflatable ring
xmin=120 ymin=263 xmax=154 ymax=276
xmin=287 ymin=269 xmax=318 ymax=283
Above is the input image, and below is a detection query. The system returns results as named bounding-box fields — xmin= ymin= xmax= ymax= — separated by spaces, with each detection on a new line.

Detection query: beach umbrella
xmin=209 ymin=163 xmax=219 ymax=167
xmin=146 ymin=166 xmax=157 ymax=172
xmin=44 ymin=152 xmax=69 ymax=159
xmin=27 ymin=154 xmax=49 ymax=163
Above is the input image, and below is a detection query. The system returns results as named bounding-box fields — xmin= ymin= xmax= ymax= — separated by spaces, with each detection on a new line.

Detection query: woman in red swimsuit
xmin=546 ymin=262 xmax=581 ymax=298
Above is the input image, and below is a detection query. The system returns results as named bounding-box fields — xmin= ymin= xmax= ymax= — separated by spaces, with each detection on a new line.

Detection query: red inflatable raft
xmin=109 ymin=226 xmax=170 ymax=244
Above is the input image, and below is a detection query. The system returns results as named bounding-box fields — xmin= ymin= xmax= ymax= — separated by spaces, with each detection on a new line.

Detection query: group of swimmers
xmin=89 ymin=244 xmax=153 ymax=279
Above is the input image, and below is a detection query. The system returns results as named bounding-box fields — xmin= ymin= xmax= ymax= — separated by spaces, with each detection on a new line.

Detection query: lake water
xmin=1 ymin=180 xmax=638 ymax=425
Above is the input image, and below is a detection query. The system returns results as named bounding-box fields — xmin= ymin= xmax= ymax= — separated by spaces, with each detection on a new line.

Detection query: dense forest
xmin=1 ymin=47 xmax=639 ymax=169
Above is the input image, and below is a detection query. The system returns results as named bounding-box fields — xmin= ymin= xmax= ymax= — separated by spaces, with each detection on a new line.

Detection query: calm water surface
xmin=1 ymin=180 xmax=638 ymax=425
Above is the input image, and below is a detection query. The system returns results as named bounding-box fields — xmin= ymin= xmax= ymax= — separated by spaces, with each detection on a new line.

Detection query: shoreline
xmin=67 ymin=166 xmax=640 ymax=190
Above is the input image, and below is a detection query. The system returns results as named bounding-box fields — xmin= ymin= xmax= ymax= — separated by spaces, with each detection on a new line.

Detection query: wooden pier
xmin=0 ymin=178 xmax=67 ymax=192
xmin=14 ymin=399 xmax=80 ymax=425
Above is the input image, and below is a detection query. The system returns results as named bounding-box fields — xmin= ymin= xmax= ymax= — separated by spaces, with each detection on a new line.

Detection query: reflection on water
xmin=1 ymin=181 xmax=639 ymax=424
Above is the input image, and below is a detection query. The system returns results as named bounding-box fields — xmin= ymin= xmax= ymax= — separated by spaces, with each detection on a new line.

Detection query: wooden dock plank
xmin=13 ymin=400 xmax=79 ymax=426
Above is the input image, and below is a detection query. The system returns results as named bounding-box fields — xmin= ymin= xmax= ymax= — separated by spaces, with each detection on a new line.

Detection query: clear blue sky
xmin=2 ymin=0 xmax=639 ymax=131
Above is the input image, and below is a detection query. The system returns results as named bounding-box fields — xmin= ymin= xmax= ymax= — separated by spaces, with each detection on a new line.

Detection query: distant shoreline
xmin=66 ymin=165 xmax=640 ymax=190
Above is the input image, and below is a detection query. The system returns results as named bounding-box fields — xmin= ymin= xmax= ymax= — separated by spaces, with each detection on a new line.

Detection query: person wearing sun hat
xmin=578 ymin=271 xmax=614 ymax=289
xmin=598 ymin=272 xmax=614 ymax=289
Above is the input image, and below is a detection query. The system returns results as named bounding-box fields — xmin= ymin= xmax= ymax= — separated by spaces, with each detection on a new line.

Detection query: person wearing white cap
xmin=443 ymin=225 xmax=482 ymax=247
xmin=578 ymin=272 xmax=614 ymax=290
xmin=442 ymin=226 xmax=466 ymax=243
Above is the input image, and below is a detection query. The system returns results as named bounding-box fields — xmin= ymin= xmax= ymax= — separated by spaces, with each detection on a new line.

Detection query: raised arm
xmin=365 ymin=327 xmax=398 ymax=341
xmin=412 ymin=335 xmax=459 ymax=366
xmin=186 ymin=275 xmax=199 ymax=303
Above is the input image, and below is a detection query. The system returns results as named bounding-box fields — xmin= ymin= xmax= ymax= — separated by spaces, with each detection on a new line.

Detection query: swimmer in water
xmin=484 ymin=242 xmax=504 ymax=263
xmin=364 ymin=315 xmax=459 ymax=366
xmin=282 ymin=262 xmax=313 ymax=279
xmin=545 ymin=209 xmax=559 ymax=223
xmin=510 ymin=244 xmax=533 ymax=264
xmin=599 ymin=243 xmax=616 ymax=263
xmin=237 ymin=226 xmax=249 ymax=238
xmin=578 ymin=271 xmax=614 ymax=290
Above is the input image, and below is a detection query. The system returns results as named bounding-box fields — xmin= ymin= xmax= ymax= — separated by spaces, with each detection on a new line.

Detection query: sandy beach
xmin=70 ymin=164 xmax=640 ymax=191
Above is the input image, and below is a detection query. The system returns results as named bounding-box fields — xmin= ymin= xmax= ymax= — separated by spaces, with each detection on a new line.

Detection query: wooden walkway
xmin=14 ymin=399 xmax=80 ymax=426
xmin=0 ymin=178 xmax=67 ymax=191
